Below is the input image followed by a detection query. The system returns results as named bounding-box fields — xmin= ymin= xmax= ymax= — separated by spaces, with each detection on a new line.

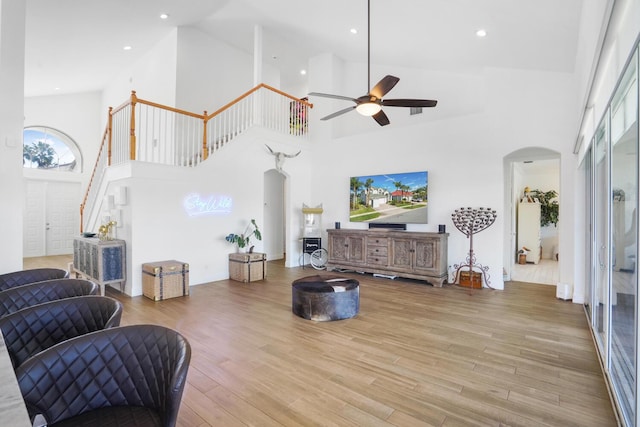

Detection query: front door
xmin=24 ymin=180 xmax=80 ymax=257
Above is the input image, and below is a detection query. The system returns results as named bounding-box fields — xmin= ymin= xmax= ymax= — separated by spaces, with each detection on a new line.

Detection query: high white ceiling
xmin=25 ymin=0 xmax=584 ymax=97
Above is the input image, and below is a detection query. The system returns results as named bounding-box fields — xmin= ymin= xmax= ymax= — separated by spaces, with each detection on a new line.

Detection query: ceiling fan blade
xmin=320 ymin=106 xmax=357 ymax=121
xmin=382 ymin=99 xmax=438 ymax=108
xmin=369 ymin=75 xmax=400 ymax=99
xmin=308 ymin=92 xmax=358 ymax=103
xmin=372 ymin=110 xmax=390 ymax=126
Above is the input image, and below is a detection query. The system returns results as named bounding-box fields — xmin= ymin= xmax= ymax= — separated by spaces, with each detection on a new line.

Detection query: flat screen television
xmin=349 ymin=171 xmax=428 ymax=224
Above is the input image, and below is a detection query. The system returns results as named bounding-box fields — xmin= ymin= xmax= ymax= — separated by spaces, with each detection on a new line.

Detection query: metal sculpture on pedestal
xmin=451 ymin=207 xmax=497 ymax=288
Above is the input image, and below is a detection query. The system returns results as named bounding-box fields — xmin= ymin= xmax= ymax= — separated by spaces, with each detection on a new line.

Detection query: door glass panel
xmin=584 ymin=146 xmax=593 ymax=322
xmin=609 ymin=50 xmax=638 ymax=425
xmin=594 ymin=115 xmax=609 ymax=356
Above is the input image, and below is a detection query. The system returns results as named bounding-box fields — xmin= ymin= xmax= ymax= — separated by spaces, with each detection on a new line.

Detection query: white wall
xmin=309 ymin=58 xmax=579 ymax=291
xmin=0 ymin=0 xmax=26 ymax=273
xmin=263 ymin=169 xmax=285 ymax=260
xmin=102 ymin=29 xmax=179 ymax=122
xmin=15 ymin=3 xmax=627 ymax=301
xmin=175 ymin=26 xmax=280 ymax=114
xmin=574 ymin=0 xmax=615 ymax=127
xmin=104 ymin=128 xmax=312 ymax=296
xmin=100 ymin=25 xmax=286 ymax=126
xmin=24 ymin=92 xmax=102 ymax=186
xmin=576 ymin=0 xmax=640 ymax=158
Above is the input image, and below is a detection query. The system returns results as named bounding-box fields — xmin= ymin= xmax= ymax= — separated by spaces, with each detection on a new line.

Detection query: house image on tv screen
xmin=349 ymin=171 xmax=428 ymax=224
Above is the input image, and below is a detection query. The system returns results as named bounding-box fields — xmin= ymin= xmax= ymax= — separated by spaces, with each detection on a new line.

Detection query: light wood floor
xmin=511 ymin=259 xmax=559 ymax=286
xmin=22 ymin=256 xmax=617 ymax=426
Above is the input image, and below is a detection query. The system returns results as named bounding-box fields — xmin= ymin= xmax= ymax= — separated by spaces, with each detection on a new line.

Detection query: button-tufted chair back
xmin=0 ymin=267 xmax=69 ymax=291
xmin=0 ymin=295 xmax=123 ymax=369
xmin=0 ymin=278 xmax=99 ymax=318
xmin=17 ymin=324 xmax=191 ymax=427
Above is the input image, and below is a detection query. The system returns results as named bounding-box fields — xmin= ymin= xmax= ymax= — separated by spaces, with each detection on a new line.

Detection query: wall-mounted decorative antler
xmin=451 ymin=207 xmax=497 ymax=288
xmin=265 ymin=144 xmax=301 ymax=172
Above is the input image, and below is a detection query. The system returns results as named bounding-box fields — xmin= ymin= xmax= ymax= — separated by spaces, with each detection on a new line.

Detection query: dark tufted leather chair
xmin=17 ymin=324 xmax=191 ymax=427
xmin=0 ymin=295 xmax=123 ymax=369
xmin=0 ymin=267 xmax=69 ymax=291
xmin=0 ymin=278 xmax=98 ymax=318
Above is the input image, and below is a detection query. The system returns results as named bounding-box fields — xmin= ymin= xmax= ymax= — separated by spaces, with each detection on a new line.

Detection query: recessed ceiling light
xmin=350 ymin=28 xmax=358 ymax=34
xmin=160 ymin=13 xmax=169 ymax=20
xmin=300 ymin=69 xmax=307 ymax=75
xmin=476 ymin=29 xmax=487 ymax=37
xmin=123 ymin=46 xmax=132 ymax=51
xmin=54 ymin=87 xmax=60 ymax=91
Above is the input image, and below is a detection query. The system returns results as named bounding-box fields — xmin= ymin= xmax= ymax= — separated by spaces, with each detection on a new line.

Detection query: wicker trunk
xmin=229 ymin=252 xmax=267 ymax=282
xmin=142 ymin=260 xmax=189 ymax=301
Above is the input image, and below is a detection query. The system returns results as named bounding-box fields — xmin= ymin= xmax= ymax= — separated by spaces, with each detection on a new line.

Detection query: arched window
xmin=23 ymin=126 xmax=82 ymax=172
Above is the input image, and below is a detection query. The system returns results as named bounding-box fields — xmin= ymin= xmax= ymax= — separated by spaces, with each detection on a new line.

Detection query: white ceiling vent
xmin=410 ymin=107 xmax=423 ymax=115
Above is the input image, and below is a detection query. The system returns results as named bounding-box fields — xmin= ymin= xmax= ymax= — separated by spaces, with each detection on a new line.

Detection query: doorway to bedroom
xmin=504 ymin=149 xmax=560 ymax=285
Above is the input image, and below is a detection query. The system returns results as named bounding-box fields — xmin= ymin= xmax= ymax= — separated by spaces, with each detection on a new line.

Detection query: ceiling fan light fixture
xmin=307 ymin=0 xmax=437 ymax=126
xmin=356 ymin=102 xmax=382 ymax=116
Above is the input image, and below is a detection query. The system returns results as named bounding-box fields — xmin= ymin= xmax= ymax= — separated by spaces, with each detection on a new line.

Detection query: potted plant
xmin=529 ymin=189 xmax=559 ymax=227
xmin=225 ymin=219 xmax=262 ymax=253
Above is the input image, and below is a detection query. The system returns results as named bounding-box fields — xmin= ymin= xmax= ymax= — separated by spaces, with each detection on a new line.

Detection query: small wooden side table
xmin=229 ymin=252 xmax=267 ymax=282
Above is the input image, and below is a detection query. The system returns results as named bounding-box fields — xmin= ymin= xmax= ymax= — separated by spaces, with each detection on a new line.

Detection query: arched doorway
xmin=503 ymin=147 xmax=560 ymax=284
xmin=263 ymin=169 xmax=286 ymax=262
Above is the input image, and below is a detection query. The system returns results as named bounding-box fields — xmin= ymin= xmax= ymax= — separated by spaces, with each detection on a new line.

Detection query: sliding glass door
xmin=593 ymin=117 xmax=610 ymax=355
xmin=586 ymin=47 xmax=638 ymax=426
xmin=609 ymin=49 xmax=638 ymax=425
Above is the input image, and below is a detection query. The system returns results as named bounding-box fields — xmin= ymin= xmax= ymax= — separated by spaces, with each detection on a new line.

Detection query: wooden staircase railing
xmin=80 ymin=84 xmax=312 ymax=232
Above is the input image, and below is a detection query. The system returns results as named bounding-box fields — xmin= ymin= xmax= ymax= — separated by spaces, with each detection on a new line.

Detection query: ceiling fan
xmin=308 ymin=0 xmax=437 ymax=126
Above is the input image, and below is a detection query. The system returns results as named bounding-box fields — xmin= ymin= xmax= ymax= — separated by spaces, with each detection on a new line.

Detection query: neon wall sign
xmin=183 ymin=193 xmax=233 ymax=216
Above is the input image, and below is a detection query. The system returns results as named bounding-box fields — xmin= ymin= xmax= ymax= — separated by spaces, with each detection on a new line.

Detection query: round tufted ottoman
xmin=292 ymin=275 xmax=359 ymax=321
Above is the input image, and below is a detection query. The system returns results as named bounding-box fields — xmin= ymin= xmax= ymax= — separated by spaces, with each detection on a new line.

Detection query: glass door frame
xmin=585 ymin=42 xmax=640 ymax=427
xmin=592 ymin=112 xmax=612 ymax=363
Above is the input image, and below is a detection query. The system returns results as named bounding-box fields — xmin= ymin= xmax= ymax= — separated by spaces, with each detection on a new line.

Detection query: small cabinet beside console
xmin=326 ymin=229 xmax=448 ymax=286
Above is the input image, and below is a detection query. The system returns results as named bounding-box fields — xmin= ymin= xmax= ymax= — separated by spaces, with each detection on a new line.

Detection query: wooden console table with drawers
xmin=326 ymin=229 xmax=448 ymax=286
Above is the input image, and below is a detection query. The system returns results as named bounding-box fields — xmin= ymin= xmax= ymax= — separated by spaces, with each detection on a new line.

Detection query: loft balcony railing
xmin=81 ymin=84 xmax=312 ymax=231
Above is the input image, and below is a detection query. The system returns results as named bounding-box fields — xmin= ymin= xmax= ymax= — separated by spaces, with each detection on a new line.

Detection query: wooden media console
xmin=326 ymin=229 xmax=448 ymax=286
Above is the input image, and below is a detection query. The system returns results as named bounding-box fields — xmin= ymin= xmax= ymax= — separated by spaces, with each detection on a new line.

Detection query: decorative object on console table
xmin=229 ymin=252 xmax=267 ymax=283
xmin=98 ymin=220 xmax=118 ymax=241
xmin=451 ymin=207 xmax=497 ymax=289
xmin=72 ymin=236 xmax=125 ymax=296
xmin=142 ymin=260 xmax=189 ymax=301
